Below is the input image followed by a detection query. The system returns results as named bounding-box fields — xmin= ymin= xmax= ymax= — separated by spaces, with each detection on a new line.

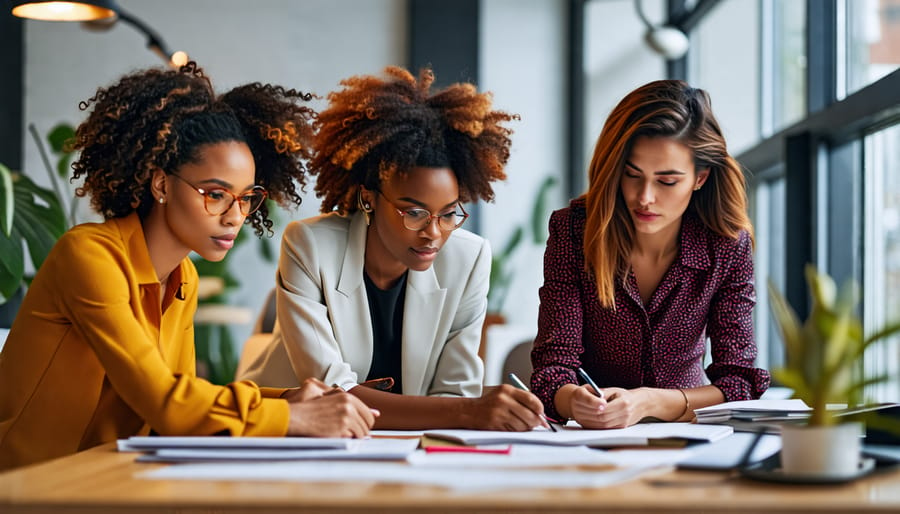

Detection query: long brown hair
xmin=583 ymin=79 xmax=753 ymax=308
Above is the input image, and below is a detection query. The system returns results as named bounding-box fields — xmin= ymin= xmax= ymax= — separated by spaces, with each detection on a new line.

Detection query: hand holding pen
xmin=577 ymin=367 xmax=605 ymax=400
xmin=507 ymin=373 xmax=558 ymax=432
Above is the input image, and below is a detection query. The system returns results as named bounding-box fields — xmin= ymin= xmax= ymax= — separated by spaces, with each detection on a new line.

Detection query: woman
xmin=530 ymin=80 xmax=770 ymax=429
xmin=0 ymin=63 xmax=375 ymax=471
xmin=241 ymin=66 xmax=547 ymax=430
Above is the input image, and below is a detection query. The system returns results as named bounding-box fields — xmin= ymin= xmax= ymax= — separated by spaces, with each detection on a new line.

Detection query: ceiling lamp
xmin=10 ymin=0 xmax=188 ymax=67
xmin=634 ymin=0 xmax=690 ymax=60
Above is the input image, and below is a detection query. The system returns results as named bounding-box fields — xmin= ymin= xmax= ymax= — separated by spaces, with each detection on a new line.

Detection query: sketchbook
xmin=424 ymin=422 xmax=733 ymax=448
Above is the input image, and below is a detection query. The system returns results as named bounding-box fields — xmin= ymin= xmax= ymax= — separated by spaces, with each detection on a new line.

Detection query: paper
xmin=676 ymin=432 xmax=782 ymax=470
xmin=135 ymin=438 xmax=419 ymax=463
xmin=693 ymin=399 xmax=811 ymax=423
xmin=424 ymin=422 xmax=732 ymax=447
xmin=142 ymin=459 xmax=657 ymax=492
xmin=117 ymin=436 xmax=351 ymax=452
xmin=408 ymin=444 xmax=618 ymax=468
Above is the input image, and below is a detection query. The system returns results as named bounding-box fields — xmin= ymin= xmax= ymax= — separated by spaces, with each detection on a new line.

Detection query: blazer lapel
xmin=401 ymin=266 xmax=446 ymax=395
xmin=332 ymin=212 xmax=374 ymax=379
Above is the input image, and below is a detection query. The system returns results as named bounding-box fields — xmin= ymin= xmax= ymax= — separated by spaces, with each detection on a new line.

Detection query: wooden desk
xmin=2 ymin=443 xmax=900 ymax=514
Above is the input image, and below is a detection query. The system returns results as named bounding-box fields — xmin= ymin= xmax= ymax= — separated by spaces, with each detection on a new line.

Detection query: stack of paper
xmin=117 ymin=436 xmax=419 ymax=463
xmin=424 ymin=422 xmax=732 ymax=448
xmin=692 ymin=399 xmax=812 ymax=424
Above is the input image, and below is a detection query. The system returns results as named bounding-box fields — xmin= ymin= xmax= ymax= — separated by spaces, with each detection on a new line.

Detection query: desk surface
xmin=2 ymin=443 xmax=900 ymax=514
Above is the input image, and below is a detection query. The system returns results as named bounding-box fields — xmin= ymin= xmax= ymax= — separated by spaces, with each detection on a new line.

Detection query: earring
xmin=357 ymin=190 xmax=373 ymax=226
xmin=694 ymin=185 xmax=701 ymax=191
xmin=158 ymin=197 xmax=165 ymax=204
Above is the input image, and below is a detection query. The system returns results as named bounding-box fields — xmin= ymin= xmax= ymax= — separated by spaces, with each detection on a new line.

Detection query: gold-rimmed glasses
xmin=169 ymin=173 xmax=268 ymax=216
xmin=377 ymin=191 xmax=469 ymax=231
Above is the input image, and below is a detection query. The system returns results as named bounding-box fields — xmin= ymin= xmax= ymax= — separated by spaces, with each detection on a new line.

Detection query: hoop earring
xmin=357 ymin=189 xmax=373 ymax=226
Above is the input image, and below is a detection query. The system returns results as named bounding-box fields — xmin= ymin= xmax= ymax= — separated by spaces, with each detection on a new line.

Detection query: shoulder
xmin=548 ymin=197 xmax=585 ymax=232
xmin=680 ymin=215 xmax=753 ymax=269
xmin=54 ymin=217 xmax=127 ymax=263
xmin=283 ymin=212 xmax=352 ymax=249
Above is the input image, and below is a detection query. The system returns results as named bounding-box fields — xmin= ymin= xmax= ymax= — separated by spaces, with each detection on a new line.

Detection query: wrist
xmin=554 ymin=383 xmax=580 ymax=420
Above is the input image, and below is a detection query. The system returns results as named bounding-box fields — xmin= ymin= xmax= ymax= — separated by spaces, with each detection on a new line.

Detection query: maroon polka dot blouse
xmin=530 ymin=198 xmax=771 ymax=420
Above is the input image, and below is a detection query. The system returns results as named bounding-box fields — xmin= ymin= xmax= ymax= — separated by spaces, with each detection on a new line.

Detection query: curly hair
xmin=70 ymin=62 xmax=315 ymax=236
xmin=583 ymin=79 xmax=753 ymax=308
xmin=310 ymin=66 xmax=517 ymax=213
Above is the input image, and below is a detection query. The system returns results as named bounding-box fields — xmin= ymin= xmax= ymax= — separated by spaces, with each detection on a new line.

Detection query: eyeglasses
xmin=169 ymin=173 xmax=268 ymax=216
xmin=377 ymin=191 xmax=469 ymax=231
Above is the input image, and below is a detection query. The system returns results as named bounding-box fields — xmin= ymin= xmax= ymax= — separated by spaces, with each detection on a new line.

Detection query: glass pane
xmin=690 ymin=0 xmax=761 ymax=154
xmin=752 ymin=175 xmax=786 ymax=372
xmin=771 ymin=0 xmax=806 ymax=130
xmin=846 ymin=0 xmax=900 ymax=96
xmin=863 ymin=122 xmax=900 ymax=401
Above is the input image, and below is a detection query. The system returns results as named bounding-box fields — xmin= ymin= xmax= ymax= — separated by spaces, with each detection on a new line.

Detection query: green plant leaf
xmin=0 ymin=226 xmax=25 ymax=302
xmin=13 ymin=174 xmax=67 ymax=270
xmin=47 ymin=123 xmax=75 ymax=154
xmin=530 ymin=176 xmax=557 ymax=244
xmin=500 ymin=226 xmax=524 ymax=259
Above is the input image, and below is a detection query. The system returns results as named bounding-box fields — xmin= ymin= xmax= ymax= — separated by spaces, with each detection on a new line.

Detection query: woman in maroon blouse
xmin=531 ymin=80 xmax=770 ymax=428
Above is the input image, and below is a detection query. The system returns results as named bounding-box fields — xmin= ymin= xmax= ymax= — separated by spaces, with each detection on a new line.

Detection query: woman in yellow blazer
xmin=0 ymin=63 xmax=375 ymax=471
xmin=241 ymin=66 xmax=547 ymax=431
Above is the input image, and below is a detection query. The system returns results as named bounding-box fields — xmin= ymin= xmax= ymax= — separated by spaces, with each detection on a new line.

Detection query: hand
xmin=281 ymin=377 xmax=332 ymax=402
xmin=571 ymin=386 xmax=646 ymax=429
xmin=285 ymin=387 xmax=378 ymax=438
xmin=467 ymin=384 xmax=546 ymax=431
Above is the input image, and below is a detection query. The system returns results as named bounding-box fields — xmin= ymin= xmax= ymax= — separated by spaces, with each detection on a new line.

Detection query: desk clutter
xmin=113 ymin=409 xmax=896 ymax=493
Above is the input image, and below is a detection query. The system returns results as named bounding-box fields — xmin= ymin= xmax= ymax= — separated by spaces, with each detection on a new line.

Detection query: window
xmin=766 ymin=0 xmax=806 ymax=132
xmin=690 ymin=0 xmax=761 ymax=154
xmin=844 ymin=0 xmax=900 ymax=97
xmin=863 ymin=122 xmax=900 ymax=400
xmin=751 ymin=172 xmax=786 ymax=371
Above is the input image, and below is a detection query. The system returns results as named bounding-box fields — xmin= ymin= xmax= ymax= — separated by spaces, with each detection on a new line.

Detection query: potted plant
xmin=0 ymin=124 xmax=76 ymax=313
xmin=768 ymin=264 xmax=900 ymax=477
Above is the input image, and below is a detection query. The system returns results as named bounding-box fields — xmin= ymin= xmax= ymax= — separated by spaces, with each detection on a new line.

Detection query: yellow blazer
xmin=240 ymin=211 xmax=489 ymax=396
xmin=0 ymin=214 xmax=288 ymax=471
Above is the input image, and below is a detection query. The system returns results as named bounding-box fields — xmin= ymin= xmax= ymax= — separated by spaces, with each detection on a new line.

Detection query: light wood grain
xmin=1 ymin=443 xmax=900 ymax=514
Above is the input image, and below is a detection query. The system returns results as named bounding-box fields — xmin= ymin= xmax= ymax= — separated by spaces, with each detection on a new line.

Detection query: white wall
xmin=479 ymin=0 xmax=568 ymax=333
xmin=583 ymin=0 xmax=667 ymax=175
xmin=23 ymin=0 xmax=407 ymax=351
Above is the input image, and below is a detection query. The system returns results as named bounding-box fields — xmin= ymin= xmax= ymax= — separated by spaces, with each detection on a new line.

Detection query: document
xmin=134 ymin=438 xmax=420 ymax=463
xmin=424 ymin=422 xmax=732 ymax=448
xmin=693 ymin=399 xmax=811 ymax=423
xmin=117 ymin=436 xmax=351 ymax=452
xmin=142 ymin=459 xmax=658 ymax=492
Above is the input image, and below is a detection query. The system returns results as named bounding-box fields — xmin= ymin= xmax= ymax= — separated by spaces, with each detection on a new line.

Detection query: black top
xmin=363 ymin=271 xmax=406 ymax=393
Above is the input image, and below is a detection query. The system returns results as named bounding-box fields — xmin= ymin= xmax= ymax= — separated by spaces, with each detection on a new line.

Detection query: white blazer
xmin=240 ymin=211 xmax=489 ymax=397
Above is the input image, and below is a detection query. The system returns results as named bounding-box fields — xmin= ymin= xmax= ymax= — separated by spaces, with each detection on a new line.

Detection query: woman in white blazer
xmin=241 ymin=66 xmax=548 ymax=430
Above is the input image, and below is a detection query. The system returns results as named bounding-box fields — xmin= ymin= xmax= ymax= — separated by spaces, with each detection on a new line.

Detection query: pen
xmin=506 ymin=372 xmax=558 ymax=432
xmin=424 ymin=445 xmax=512 ymax=455
xmin=576 ymin=367 xmax=605 ymax=400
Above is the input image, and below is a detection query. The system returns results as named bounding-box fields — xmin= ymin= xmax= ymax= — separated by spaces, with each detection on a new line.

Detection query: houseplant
xmin=487 ymin=175 xmax=557 ymax=316
xmin=1 ymin=123 xmax=76 ymax=312
xmin=768 ymin=264 xmax=900 ymax=477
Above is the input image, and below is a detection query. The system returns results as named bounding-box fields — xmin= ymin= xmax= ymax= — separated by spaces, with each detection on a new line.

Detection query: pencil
xmin=507 ymin=372 xmax=558 ymax=432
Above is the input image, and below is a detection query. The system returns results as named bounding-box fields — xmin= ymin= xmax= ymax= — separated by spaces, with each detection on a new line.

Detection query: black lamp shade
xmin=11 ymin=0 xmax=118 ymax=21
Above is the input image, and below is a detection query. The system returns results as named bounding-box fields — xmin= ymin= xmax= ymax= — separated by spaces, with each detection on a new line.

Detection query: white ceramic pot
xmin=780 ymin=422 xmax=863 ymax=477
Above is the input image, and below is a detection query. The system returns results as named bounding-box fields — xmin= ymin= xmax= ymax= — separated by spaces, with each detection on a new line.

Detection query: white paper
xmin=117 ymin=436 xmax=351 ymax=452
xmin=136 ymin=438 xmax=419 ymax=463
xmin=424 ymin=422 xmax=732 ymax=447
xmin=408 ymin=444 xmax=617 ymax=468
xmin=142 ymin=459 xmax=657 ymax=492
